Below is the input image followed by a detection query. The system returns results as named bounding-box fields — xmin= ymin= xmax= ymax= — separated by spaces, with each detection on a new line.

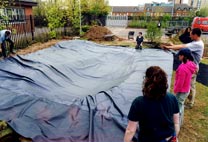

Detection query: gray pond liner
xmin=0 ymin=40 xmax=173 ymax=142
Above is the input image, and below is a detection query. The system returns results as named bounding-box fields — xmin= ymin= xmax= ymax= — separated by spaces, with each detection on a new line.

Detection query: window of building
xmin=0 ymin=8 xmax=25 ymax=22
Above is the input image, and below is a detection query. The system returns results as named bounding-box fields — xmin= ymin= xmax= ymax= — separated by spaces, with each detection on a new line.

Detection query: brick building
xmin=110 ymin=6 xmax=144 ymax=16
xmin=0 ymin=0 xmax=37 ymax=33
xmin=144 ymin=3 xmax=193 ymax=17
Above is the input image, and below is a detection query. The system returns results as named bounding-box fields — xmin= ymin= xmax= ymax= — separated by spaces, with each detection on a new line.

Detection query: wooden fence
xmin=0 ymin=15 xmax=73 ymax=51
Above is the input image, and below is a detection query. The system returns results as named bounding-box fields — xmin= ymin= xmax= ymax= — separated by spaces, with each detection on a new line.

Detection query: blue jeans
xmin=176 ymin=92 xmax=189 ymax=125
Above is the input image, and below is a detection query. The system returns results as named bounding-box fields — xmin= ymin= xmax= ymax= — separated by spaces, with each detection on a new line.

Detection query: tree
xmin=0 ymin=0 xmax=15 ymax=30
xmin=145 ymin=22 xmax=162 ymax=43
xmin=196 ymin=7 xmax=208 ymax=17
xmin=44 ymin=0 xmax=66 ymax=38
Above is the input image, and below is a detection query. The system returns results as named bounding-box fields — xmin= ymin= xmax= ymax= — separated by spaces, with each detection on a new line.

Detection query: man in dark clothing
xmin=0 ymin=30 xmax=15 ymax=58
xmin=135 ymin=32 xmax=144 ymax=50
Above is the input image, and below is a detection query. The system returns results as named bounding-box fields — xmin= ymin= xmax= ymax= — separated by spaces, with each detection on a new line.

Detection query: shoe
xmin=185 ymin=104 xmax=193 ymax=109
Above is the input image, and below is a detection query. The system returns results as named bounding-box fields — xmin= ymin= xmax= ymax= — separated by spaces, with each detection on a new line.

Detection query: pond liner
xmin=0 ymin=40 xmax=173 ymax=142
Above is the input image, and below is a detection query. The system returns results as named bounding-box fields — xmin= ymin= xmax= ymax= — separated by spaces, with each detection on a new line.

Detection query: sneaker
xmin=185 ymin=104 xmax=193 ymax=109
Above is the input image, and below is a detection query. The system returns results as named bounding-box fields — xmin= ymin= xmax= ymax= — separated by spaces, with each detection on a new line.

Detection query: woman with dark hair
xmin=124 ymin=66 xmax=180 ymax=142
xmin=179 ymin=27 xmax=192 ymax=44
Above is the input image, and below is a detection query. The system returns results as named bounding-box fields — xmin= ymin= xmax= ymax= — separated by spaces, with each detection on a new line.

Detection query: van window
xmin=197 ymin=20 xmax=201 ymax=24
xmin=202 ymin=21 xmax=208 ymax=25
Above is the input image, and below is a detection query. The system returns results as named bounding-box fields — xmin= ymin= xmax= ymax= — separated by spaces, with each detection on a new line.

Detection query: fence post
xmin=30 ymin=15 xmax=34 ymax=40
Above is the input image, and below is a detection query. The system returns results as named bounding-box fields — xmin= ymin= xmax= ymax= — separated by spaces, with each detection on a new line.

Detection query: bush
xmin=145 ymin=22 xmax=162 ymax=43
xmin=82 ymin=25 xmax=91 ymax=32
xmin=128 ymin=20 xmax=148 ymax=28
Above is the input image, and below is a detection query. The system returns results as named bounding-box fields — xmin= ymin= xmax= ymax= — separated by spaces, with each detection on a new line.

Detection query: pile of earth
xmin=84 ymin=25 xmax=124 ymax=41
xmin=84 ymin=25 xmax=113 ymax=41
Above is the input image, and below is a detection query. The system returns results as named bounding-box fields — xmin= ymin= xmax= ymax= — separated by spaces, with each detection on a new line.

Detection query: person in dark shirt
xmin=0 ymin=30 xmax=15 ymax=58
xmin=124 ymin=66 xmax=180 ymax=142
xmin=179 ymin=27 xmax=192 ymax=44
xmin=135 ymin=32 xmax=144 ymax=50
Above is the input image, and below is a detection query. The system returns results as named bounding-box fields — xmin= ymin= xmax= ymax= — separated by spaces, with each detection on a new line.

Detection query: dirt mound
xmin=84 ymin=26 xmax=113 ymax=41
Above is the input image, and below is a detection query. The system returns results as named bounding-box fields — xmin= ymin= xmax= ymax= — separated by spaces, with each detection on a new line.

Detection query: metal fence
xmin=106 ymin=15 xmax=128 ymax=27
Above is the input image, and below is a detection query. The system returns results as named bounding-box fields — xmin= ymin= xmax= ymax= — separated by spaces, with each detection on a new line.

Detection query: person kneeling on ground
xmin=0 ymin=30 xmax=15 ymax=58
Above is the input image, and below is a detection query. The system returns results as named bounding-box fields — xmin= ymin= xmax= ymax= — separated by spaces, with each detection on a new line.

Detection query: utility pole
xmin=171 ymin=0 xmax=175 ymax=18
xmin=79 ymin=0 xmax=82 ymax=36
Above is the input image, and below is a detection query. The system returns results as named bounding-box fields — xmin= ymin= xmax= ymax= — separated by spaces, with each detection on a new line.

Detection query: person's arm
xmin=124 ymin=120 xmax=138 ymax=142
xmin=173 ymin=113 xmax=180 ymax=137
xmin=165 ymin=44 xmax=186 ymax=50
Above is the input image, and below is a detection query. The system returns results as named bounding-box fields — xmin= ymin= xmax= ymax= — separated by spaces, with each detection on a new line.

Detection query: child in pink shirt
xmin=174 ymin=48 xmax=197 ymax=125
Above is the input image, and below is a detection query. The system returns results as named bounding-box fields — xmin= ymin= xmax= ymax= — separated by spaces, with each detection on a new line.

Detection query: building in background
xmin=110 ymin=6 xmax=144 ymax=16
xmin=0 ymin=0 xmax=37 ymax=21
xmin=144 ymin=2 xmax=193 ymax=17
xmin=168 ymin=0 xmax=183 ymax=4
xmin=0 ymin=0 xmax=37 ymax=32
xmin=188 ymin=0 xmax=208 ymax=9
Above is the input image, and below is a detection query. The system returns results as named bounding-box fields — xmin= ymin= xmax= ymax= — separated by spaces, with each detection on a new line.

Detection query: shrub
xmin=145 ymin=22 xmax=162 ymax=43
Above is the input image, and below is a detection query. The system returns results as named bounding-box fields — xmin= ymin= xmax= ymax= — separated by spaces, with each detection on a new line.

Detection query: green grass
xmin=201 ymin=58 xmax=208 ymax=65
xmin=170 ymin=72 xmax=208 ymax=142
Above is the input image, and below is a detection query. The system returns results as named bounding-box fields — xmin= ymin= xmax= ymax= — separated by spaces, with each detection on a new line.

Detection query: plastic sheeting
xmin=0 ymin=40 xmax=173 ymax=142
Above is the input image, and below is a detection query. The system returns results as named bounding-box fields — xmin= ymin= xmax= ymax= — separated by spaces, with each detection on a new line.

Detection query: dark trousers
xmin=135 ymin=44 xmax=142 ymax=50
xmin=1 ymin=38 xmax=14 ymax=58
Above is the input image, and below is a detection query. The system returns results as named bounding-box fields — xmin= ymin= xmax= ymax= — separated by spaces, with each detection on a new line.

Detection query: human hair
xmin=5 ymin=31 xmax=11 ymax=36
xmin=191 ymin=28 xmax=201 ymax=37
xmin=139 ymin=32 xmax=142 ymax=35
xmin=142 ymin=66 xmax=168 ymax=100
xmin=178 ymin=48 xmax=194 ymax=63
xmin=184 ymin=27 xmax=191 ymax=34
xmin=181 ymin=55 xmax=194 ymax=63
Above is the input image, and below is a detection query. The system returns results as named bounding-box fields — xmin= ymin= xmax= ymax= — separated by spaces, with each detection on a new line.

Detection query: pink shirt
xmin=174 ymin=61 xmax=197 ymax=93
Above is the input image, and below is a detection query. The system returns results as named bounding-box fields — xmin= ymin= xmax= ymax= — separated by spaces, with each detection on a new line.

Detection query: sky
xmin=108 ymin=0 xmax=189 ymax=6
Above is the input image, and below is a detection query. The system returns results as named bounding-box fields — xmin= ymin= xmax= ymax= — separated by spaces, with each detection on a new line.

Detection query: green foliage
xmin=196 ymin=7 xmax=208 ymax=17
xmin=128 ymin=20 xmax=148 ymax=28
xmin=0 ymin=0 xmax=15 ymax=8
xmin=33 ymin=0 xmax=47 ymax=17
xmin=81 ymin=0 xmax=110 ymax=16
xmin=81 ymin=25 xmax=90 ymax=32
xmin=162 ymin=14 xmax=171 ymax=22
xmin=44 ymin=2 xmax=66 ymax=38
xmin=145 ymin=22 xmax=162 ymax=42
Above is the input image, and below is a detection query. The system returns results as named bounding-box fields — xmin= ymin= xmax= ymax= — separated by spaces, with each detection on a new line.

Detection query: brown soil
xmin=17 ymin=39 xmax=66 ymax=55
xmin=84 ymin=25 xmax=112 ymax=41
xmin=84 ymin=25 xmax=120 ymax=41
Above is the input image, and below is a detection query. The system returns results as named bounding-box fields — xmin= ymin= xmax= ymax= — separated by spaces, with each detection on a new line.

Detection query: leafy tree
xmin=145 ymin=22 xmax=162 ymax=43
xmin=0 ymin=0 xmax=14 ymax=30
xmin=196 ymin=7 xmax=208 ymax=17
xmin=162 ymin=14 xmax=171 ymax=22
xmin=44 ymin=1 xmax=66 ymax=38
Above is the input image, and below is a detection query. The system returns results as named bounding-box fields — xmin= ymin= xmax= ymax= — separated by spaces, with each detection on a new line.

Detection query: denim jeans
xmin=176 ymin=92 xmax=189 ymax=125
